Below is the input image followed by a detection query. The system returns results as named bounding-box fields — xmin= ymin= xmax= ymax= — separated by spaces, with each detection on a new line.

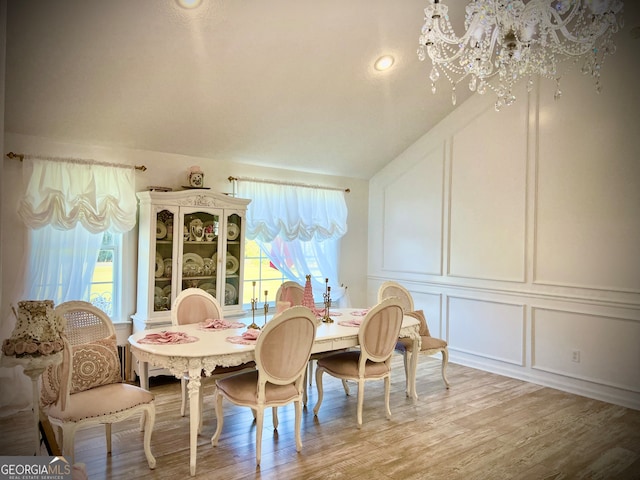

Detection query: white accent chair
xmin=41 ymin=301 xmax=156 ymax=468
xmin=377 ymin=281 xmax=450 ymax=390
xmin=212 ymin=306 xmax=317 ymax=466
xmin=313 ymin=298 xmax=404 ymax=427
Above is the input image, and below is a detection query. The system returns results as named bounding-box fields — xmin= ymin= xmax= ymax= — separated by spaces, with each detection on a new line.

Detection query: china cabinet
xmin=132 ymin=190 xmax=251 ymax=337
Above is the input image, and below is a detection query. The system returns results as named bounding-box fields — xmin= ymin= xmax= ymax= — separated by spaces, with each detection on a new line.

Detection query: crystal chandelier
xmin=417 ymin=0 xmax=624 ymax=110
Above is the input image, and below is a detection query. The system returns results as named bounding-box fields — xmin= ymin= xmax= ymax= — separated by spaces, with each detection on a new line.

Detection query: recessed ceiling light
xmin=176 ymin=0 xmax=202 ymax=9
xmin=374 ymin=55 xmax=395 ymax=71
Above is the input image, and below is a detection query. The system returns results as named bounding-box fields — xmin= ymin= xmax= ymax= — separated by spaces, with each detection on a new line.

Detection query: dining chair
xmin=40 ymin=301 xmax=156 ymax=467
xmin=172 ymin=288 xmax=255 ymax=430
xmin=377 ymin=281 xmax=450 ymax=390
xmin=275 ymin=280 xmax=349 ymax=405
xmin=313 ymin=298 xmax=404 ymax=427
xmin=274 ymin=281 xmax=305 ymax=308
xmin=211 ymin=306 xmax=317 ymax=466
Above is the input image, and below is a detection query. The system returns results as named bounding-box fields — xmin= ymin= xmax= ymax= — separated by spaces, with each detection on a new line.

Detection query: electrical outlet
xmin=572 ymin=350 xmax=581 ymax=363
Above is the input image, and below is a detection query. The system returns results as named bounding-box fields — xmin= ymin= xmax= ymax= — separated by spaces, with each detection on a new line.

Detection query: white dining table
xmin=129 ymin=308 xmax=421 ymax=476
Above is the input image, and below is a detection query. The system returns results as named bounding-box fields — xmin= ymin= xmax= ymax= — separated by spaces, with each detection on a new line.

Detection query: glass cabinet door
xmin=181 ymin=210 xmax=220 ymax=302
xmin=154 ymin=209 xmax=175 ymax=312
xmin=223 ymin=213 xmax=242 ymax=308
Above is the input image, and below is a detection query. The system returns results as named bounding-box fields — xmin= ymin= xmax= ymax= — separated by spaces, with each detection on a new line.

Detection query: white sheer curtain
xmin=0 ymin=156 xmax=137 ymax=416
xmin=237 ymin=180 xmax=348 ymax=302
xmin=18 ymin=157 xmax=137 ymax=233
xmin=18 ymin=157 xmax=137 ymax=303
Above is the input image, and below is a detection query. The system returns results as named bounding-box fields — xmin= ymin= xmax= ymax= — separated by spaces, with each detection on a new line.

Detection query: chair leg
xmin=181 ymin=376 xmax=188 ymax=417
xmin=143 ymin=404 xmax=157 ymax=469
xmin=312 ymin=368 xmax=324 ymax=416
xmin=302 ymin=368 xmax=308 ymax=407
xmin=294 ymin=399 xmax=303 ymax=452
xmin=211 ymin=391 xmax=224 ymax=447
xmin=384 ymin=375 xmax=392 ymax=420
xmin=255 ymin=407 xmax=264 ymax=466
xmin=308 ymin=360 xmax=314 ymax=386
xmin=441 ymin=348 xmax=451 ymax=388
xmin=61 ymin=425 xmax=76 ymax=464
xmin=105 ymin=423 xmax=112 ymax=454
xmin=342 ymin=379 xmax=350 ymax=396
xmin=356 ymin=379 xmax=365 ymax=428
xmin=272 ymin=407 xmax=279 ymax=429
xmin=403 ymin=350 xmax=410 ymax=397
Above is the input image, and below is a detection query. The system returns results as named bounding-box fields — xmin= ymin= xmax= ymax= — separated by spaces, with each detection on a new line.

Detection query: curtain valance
xmin=17 ymin=156 xmax=137 ymax=233
xmin=237 ymin=181 xmax=348 ymax=242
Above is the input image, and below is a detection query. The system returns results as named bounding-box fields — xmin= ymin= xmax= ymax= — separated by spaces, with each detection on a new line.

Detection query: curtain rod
xmin=6 ymin=151 xmax=147 ymax=171
xmin=228 ymin=175 xmax=350 ymax=193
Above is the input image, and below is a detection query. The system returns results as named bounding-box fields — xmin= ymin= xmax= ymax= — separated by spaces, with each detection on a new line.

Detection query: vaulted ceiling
xmin=4 ymin=0 xmax=471 ymax=179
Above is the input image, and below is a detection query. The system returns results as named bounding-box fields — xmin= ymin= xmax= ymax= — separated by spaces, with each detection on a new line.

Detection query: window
xmin=237 ymin=180 xmax=348 ymax=305
xmin=25 ymin=225 xmax=122 ymax=320
xmin=89 ymin=231 xmax=122 ymax=317
xmin=17 ymin=156 xmax=137 ymax=321
xmin=242 ymin=239 xmax=286 ymax=307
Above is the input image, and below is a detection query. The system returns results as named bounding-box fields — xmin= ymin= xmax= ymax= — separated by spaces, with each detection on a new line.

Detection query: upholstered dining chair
xmin=275 ymin=280 xmax=349 ymax=405
xmin=40 ymin=301 xmax=156 ymax=468
xmin=377 ymin=281 xmax=450 ymax=390
xmin=212 ymin=306 xmax=317 ymax=466
xmin=274 ymin=281 xmax=305 ymax=309
xmin=172 ymin=288 xmax=255 ymax=429
xmin=377 ymin=280 xmax=414 ymax=312
xmin=313 ymin=298 xmax=404 ymax=427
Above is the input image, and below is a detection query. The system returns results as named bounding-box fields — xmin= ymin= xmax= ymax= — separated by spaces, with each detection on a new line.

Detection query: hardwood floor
xmin=1 ymin=356 xmax=639 ymax=479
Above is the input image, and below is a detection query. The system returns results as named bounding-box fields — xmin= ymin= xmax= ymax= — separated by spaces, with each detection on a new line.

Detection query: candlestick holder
xmin=247 ymin=283 xmax=261 ymax=330
xmin=263 ymin=290 xmax=269 ymax=327
xmin=322 ymin=279 xmax=333 ymax=323
xmin=263 ymin=301 xmax=269 ymax=327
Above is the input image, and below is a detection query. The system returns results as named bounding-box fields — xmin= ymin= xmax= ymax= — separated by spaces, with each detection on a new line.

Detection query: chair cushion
xmin=406 ymin=310 xmax=431 ymax=337
xmin=47 ymin=383 xmax=153 ymax=423
xmin=317 ymin=351 xmax=390 ymax=378
xmin=70 ymin=335 xmax=122 ymax=393
xmin=216 ymin=370 xmax=299 ymax=405
xmin=396 ymin=335 xmax=447 ymax=353
xmin=41 ymin=335 xmax=121 ymax=406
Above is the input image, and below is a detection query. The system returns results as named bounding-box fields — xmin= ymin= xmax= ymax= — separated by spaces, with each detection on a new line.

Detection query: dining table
xmin=129 ymin=307 xmax=421 ymax=476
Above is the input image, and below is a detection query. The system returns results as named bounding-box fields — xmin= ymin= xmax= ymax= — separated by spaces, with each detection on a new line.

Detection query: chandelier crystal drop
xmin=417 ymin=0 xmax=624 ymax=110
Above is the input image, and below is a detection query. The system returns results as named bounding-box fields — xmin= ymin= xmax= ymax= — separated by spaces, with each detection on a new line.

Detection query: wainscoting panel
xmin=534 ymin=51 xmax=640 ymax=293
xmin=448 ymin=296 xmax=525 ymax=366
xmin=448 ymin=101 xmax=528 ymax=282
xmin=382 ymin=147 xmax=444 ymax=275
xmin=532 ymin=307 xmax=640 ymax=392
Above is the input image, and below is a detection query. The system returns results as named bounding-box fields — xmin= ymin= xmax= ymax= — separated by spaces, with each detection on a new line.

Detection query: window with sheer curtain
xmin=236 ymin=180 xmax=348 ymax=304
xmin=17 ymin=157 xmax=137 ymax=316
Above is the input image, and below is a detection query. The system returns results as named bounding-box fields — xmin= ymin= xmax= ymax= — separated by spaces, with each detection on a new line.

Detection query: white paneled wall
xmin=368 ymin=6 xmax=640 ymax=410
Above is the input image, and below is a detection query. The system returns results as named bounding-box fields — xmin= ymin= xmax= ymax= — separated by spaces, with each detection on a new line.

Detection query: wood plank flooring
xmin=1 ymin=356 xmax=639 ymax=479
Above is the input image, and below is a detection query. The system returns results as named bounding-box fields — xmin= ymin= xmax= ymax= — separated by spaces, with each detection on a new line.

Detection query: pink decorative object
xmin=199 ymin=318 xmax=245 ymax=330
xmin=302 ymin=275 xmax=316 ymax=311
xmin=138 ymin=331 xmax=199 ymax=344
xmin=338 ymin=318 xmax=362 ymax=327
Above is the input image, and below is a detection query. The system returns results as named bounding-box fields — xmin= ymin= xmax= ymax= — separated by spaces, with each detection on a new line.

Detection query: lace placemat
xmin=350 ymin=309 xmax=369 ymax=316
xmin=138 ymin=331 xmax=199 ymax=344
